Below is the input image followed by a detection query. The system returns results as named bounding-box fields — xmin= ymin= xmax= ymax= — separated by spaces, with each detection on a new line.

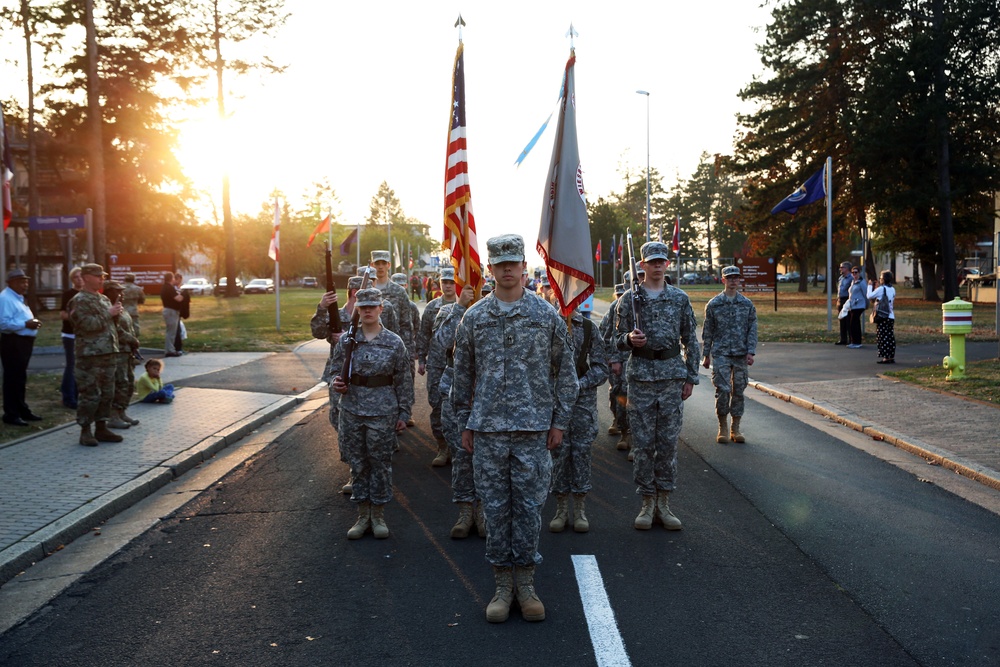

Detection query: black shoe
xmin=3 ymin=416 xmax=29 ymax=426
xmin=834 ymin=341 xmax=847 ymax=345
xmin=22 ymin=412 xmax=42 ymax=422
xmin=165 ymin=352 xmax=181 ymax=358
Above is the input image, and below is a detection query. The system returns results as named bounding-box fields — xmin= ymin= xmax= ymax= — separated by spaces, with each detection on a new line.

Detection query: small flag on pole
xmin=307 ymin=215 xmax=331 ymax=247
xmin=340 ymin=227 xmax=358 ymax=256
xmin=771 ymin=164 xmax=827 ymax=215
xmin=1 ymin=106 xmax=13 ymax=230
xmin=671 ymin=215 xmax=680 ymax=254
xmin=443 ymin=41 xmax=482 ymax=293
xmin=267 ymin=199 xmax=280 ymax=261
xmin=594 ymin=240 xmax=601 ymax=262
xmin=536 ymin=48 xmax=595 ymax=316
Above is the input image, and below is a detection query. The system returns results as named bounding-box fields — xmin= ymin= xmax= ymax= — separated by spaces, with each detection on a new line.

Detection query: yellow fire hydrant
xmin=941 ymin=298 xmax=973 ymax=381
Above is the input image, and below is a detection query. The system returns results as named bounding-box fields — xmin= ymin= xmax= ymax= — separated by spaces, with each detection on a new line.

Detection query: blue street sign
xmin=29 ymin=215 xmax=86 ymax=231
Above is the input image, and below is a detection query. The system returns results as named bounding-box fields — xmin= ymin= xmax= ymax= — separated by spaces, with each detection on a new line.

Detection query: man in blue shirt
xmin=0 ymin=269 xmax=43 ymax=425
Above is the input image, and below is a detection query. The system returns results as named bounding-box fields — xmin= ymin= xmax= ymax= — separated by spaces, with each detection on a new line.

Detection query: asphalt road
xmin=1 ymin=353 xmax=999 ymax=666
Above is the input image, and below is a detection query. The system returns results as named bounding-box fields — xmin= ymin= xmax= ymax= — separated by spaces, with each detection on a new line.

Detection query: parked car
xmin=807 ymin=273 xmax=826 ymax=283
xmin=680 ymin=272 xmax=701 ymax=285
xmin=301 ymin=276 xmax=319 ymax=288
xmin=778 ymin=271 xmax=800 ymax=283
xmin=180 ymin=278 xmax=212 ymax=296
xmin=213 ymin=277 xmax=244 ymax=296
xmin=244 ymin=278 xmax=275 ymax=294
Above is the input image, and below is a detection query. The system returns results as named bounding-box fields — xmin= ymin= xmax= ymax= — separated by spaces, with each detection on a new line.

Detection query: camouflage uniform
xmin=614 ymin=281 xmax=700 ymax=497
xmin=550 ymin=311 xmax=609 ymax=495
xmin=600 ymin=292 xmax=629 ymax=436
xmin=702 ymin=289 xmax=757 ymax=418
xmin=434 ymin=301 xmax=473 ymax=502
xmin=112 ymin=308 xmax=139 ymax=411
xmin=121 ymin=277 xmax=145 ymax=338
xmin=70 ymin=290 xmax=119 ymax=426
xmin=329 ymin=317 xmax=413 ymax=506
xmin=452 ymin=288 xmax=578 ymax=566
xmin=418 ymin=276 xmax=457 ymax=440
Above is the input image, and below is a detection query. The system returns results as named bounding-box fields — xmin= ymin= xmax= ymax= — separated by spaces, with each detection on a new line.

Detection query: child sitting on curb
xmin=136 ymin=359 xmax=175 ymax=404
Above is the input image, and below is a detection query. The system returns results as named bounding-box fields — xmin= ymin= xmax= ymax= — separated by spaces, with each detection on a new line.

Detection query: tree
xmin=183 ymin=0 xmax=288 ymax=296
xmin=363 ymin=181 xmax=434 ymax=271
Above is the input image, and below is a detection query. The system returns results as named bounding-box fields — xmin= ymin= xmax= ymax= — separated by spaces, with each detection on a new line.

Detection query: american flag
xmin=443 ymin=42 xmax=482 ymax=293
xmin=1 ymin=106 xmax=13 ymax=230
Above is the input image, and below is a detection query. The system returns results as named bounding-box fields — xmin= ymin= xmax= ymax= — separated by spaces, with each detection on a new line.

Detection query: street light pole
xmin=636 ymin=90 xmax=651 ymax=242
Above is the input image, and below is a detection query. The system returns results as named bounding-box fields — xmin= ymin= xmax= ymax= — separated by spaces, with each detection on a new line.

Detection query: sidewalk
xmin=0 ymin=349 xmax=326 ymax=585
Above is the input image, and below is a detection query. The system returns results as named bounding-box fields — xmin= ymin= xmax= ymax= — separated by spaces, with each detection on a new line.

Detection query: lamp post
xmin=636 ymin=90 xmax=651 ymax=242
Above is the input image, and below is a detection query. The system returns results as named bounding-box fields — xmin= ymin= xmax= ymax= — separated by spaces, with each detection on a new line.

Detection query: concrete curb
xmin=0 ymin=391 xmax=313 ymax=586
xmin=750 ymin=380 xmax=1000 ymax=494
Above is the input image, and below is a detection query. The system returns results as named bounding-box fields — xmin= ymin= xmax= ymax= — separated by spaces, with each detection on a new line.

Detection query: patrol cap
xmin=124 ymin=273 xmax=136 ymax=281
xmin=540 ymin=278 xmax=551 ymax=288
xmin=347 ymin=276 xmax=363 ymax=290
xmin=623 ymin=270 xmax=631 ymax=283
xmin=391 ymin=272 xmax=407 ymax=286
xmin=722 ymin=265 xmax=741 ymax=278
xmin=355 ymin=288 xmax=383 ymax=307
xmin=487 ymin=234 xmax=525 ymax=265
xmin=481 ymin=282 xmax=493 ymax=294
xmin=371 ymin=250 xmax=391 ymax=264
xmin=614 ymin=283 xmax=625 ymax=295
xmin=640 ymin=241 xmax=670 ymax=262
xmin=440 ymin=267 xmax=455 ymax=282
xmin=6 ymin=268 xmax=28 ymax=281
xmin=357 ymin=266 xmax=374 ymax=278
xmin=80 ymin=263 xmax=107 ymax=277
xmin=103 ymin=279 xmax=124 ymax=291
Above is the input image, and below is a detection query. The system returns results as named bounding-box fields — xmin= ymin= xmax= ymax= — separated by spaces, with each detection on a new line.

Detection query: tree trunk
xmin=920 ymin=259 xmax=940 ymax=302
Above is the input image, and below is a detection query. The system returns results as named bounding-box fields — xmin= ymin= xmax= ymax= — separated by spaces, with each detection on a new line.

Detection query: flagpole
xmin=825 ymin=156 xmax=833 ymax=333
xmin=355 ymin=221 xmax=360 ymax=270
xmin=274 ymin=197 xmax=281 ymax=332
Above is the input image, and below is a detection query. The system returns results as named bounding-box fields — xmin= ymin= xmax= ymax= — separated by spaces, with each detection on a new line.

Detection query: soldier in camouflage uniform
xmin=602 ymin=281 xmax=631 ymax=454
xmin=452 ymin=234 xmax=578 ymax=624
xmin=103 ymin=280 xmax=141 ymax=429
xmin=121 ymin=273 xmax=145 ymax=338
xmin=329 ymin=288 xmax=413 ymax=540
xmin=68 ymin=264 xmax=124 ymax=447
xmin=614 ymin=241 xmax=700 ymax=531
xmin=702 ymin=265 xmax=758 ymax=444
xmin=434 ymin=283 xmax=483 ymax=539
xmin=548 ymin=307 xmax=608 ymax=534
xmin=417 ymin=267 xmax=458 ymax=463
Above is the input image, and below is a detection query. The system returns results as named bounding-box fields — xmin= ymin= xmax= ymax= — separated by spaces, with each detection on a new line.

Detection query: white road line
xmin=572 ymin=554 xmax=632 ymax=667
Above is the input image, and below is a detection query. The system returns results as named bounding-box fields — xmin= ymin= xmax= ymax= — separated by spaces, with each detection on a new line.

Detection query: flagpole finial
xmin=455 ymin=14 xmax=465 ymax=42
xmin=565 ymin=23 xmax=578 ymax=49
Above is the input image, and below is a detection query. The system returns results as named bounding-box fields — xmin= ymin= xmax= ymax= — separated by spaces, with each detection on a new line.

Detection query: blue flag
xmin=771 ymin=164 xmax=827 ymax=215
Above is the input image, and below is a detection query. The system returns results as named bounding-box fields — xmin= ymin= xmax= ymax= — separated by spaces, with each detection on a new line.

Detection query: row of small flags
xmin=595 ymin=215 xmax=681 ymax=264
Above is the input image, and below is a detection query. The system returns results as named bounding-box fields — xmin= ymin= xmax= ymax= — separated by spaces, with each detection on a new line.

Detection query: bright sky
xmin=8 ymin=0 xmax=768 ymax=265
xmin=181 ymin=2 xmax=773 ymax=264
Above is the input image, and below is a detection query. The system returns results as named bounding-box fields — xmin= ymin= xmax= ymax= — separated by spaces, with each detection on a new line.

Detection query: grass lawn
xmin=884 ymin=358 xmax=1000 ymax=406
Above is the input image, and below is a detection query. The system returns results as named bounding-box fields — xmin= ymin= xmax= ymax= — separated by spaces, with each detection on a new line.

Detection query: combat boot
xmin=107 ymin=410 xmax=131 ymax=429
xmin=450 ymin=502 xmax=475 ymax=539
xmin=371 ymin=504 xmax=389 ymax=539
xmin=615 ymin=430 xmax=630 ymax=451
xmin=94 ymin=421 xmax=123 ymax=442
xmin=514 ymin=565 xmax=545 ymax=621
xmin=79 ymin=424 xmax=98 ymax=447
xmin=608 ymin=418 xmax=620 ymax=436
xmin=120 ymin=409 xmax=140 ymax=426
xmin=572 ymin=493 xmax=590 ymax=533
xmin=474 ymin=500 xmax=487 ymax=538
xmin=341 ymin=479 xmax=353 ymax=495
xmin=431 ymin=442 xmax=451 ymax=467
xmin=486 ymin=566 xmax=514 ymax=623
xmin=654 ymin=490 xmax=683 ymax=530
xmin=716 ymin=414 xmax=729 ymax=444
xmin=347 ymin=501 xmax=371 ymax=540
xmin=627 ymin=443 xmax=635 ymax=462
xmin=548 ymin=494 xmax=569 ymax=533
xmin=634 ymin=495 xmax=656 ymax=530
xmin=730 ymin=416 xmax=746 ymax=443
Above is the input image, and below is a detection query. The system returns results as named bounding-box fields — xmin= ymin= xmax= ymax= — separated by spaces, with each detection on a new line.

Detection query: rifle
xmin=325 ymin=243 xmax=341 ymax=334
xmin=338 ymin=266 xmax=373 ymax=388
xmin=625 ymin=230 xmax=644 ymax=331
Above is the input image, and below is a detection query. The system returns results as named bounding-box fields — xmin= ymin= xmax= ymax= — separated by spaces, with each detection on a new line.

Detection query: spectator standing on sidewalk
xmin=121 ymin=273 xmax=145 ymax=338
xmin=103 ymin=280 xmax=141 ymax=429
xmin=702 ymin=265 xmax=758 ymax=444
xmin=69 ymin=263 xmax=123 ymax=447
xmin=172 ymin=273 xmax=191 ymax=354
xmin=160 ymin=272 xmax=183 ymax=357
xmin=834 ymin=261 xmax=852 ymax=345
xmin=60 ymin=267 xmax=84 ymax=409
xmin=0 ymin=269 xmax=43 ymax=426
xmin=847 ymin=266 xmax=867 ymax=348
xmin=867 ymin=271 xmax=897 ymax=364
